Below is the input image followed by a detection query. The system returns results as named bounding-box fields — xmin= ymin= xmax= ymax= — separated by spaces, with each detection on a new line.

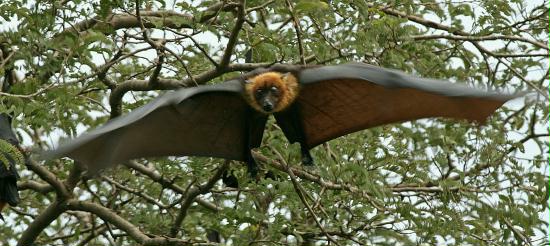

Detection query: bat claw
xmin=301 ymin=149 xmax=314 ymax=166
xmin=246 ymin=162 xmax=259 ymax=179
xmin=302 ymin=156 xmax=314 ymax=166
xmin=222 ymin=170 xmax=239 ymax=188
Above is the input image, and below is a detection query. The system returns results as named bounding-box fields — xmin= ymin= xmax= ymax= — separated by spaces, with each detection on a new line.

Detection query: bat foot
xmin=301 ymin=150 xmax=318 ymax=173
xmin=264 ymin=170 xmax=278 ymax=181
xmin=300 ymin=145 xmax=314 ymax=166
xmin=301 ymin=153 xmax=314 ymax=166
xmin=222 ymin=170 xmax=239 ymax=188
xmin=246 ymin=162 xmax=259 ymax=179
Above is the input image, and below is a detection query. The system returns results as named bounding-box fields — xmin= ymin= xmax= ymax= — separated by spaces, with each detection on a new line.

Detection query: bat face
xmin=244 ymin=72 xmax=300 ymax=114
xmin=253 ymin=84 xmax=282 ymax=113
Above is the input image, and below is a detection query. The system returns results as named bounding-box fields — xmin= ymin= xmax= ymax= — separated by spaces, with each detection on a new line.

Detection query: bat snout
xmin=262 ymin=101 xmax=274 ymax=112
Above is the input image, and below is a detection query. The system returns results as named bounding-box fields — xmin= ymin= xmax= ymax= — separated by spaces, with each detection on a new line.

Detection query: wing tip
xmin=496 ymin=91 xmax=529 ymax=101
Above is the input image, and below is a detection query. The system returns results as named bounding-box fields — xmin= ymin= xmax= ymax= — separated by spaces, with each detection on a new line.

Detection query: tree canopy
xmin=0 ymin=0 xmax=548 ymax=245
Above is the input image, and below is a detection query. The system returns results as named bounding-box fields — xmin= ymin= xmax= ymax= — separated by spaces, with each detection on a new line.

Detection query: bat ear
xmin=280 ymin=72 xmax=291 ymax=80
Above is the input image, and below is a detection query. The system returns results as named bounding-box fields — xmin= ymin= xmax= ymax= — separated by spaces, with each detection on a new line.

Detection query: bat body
xmin=0 ymin=114 xmax=22 ymax=220
xmin=44 ymin=62 xmax=521 ymax=177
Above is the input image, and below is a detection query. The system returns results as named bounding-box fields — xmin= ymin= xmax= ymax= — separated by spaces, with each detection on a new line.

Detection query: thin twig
xmin=169 ymin=161 xmax=229 ymax=237
xmin=285 ymin=0 xmax=306 ymax=65
xmin=272 ymin=149 xmax=341 ymax=245
xmin=123 ymin=160 xmax=220 ymax=212
xmin=503 ymin=218 xmax=533 ymax=246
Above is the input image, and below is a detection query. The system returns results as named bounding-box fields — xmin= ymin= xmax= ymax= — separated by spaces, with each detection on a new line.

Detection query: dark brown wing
xmin=296 ymin=62 xmax=522 ymax=148
xmin=43 ymin=80 xmax=250 ymax=170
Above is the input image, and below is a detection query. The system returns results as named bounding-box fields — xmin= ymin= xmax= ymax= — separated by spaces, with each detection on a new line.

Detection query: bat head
xmin=244 ymin=72 xmax=299 ymax=114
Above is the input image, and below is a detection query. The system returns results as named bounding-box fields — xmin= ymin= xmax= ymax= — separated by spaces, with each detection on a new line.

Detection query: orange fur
xmin=244 ymin=72 xmax=300 ymax=113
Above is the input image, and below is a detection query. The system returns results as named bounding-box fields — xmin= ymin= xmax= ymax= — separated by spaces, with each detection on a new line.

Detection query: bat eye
xmin=270 ymin=86 xmax=278 ymax=92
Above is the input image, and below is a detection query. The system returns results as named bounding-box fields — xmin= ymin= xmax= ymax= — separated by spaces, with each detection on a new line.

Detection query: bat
xmin=0 ymin=114 xmax=22 ymax=220
xmin=43 ymin=62 xmax=521 ymax=177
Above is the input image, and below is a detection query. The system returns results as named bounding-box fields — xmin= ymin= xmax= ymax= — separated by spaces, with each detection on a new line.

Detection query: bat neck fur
xmin=244 ymin=72 xmax=299 ymax=113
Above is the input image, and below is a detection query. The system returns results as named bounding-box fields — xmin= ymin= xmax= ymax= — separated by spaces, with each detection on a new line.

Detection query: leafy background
xmin=0 ymin=0 xmax=548 ymax=245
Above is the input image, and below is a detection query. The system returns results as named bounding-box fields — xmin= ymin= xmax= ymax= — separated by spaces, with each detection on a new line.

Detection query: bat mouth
xmin=262 ymin=100 xmax=275 ymax=113
xmin=262 ymin=102 xmax=274 ymax=112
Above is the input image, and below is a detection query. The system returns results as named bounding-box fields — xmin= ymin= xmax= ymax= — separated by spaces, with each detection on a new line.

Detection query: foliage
xmin=0 ymin=139 xmax=23 ymax=171
xmin=0 ymin=0 xmax=548 ymax=245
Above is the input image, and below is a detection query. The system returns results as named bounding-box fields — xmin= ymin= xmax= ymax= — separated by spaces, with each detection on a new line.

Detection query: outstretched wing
xmin=43 ymin=80 xmax=250 ymax=169
xmin=296 ymin=62 xmax=522 ymax=148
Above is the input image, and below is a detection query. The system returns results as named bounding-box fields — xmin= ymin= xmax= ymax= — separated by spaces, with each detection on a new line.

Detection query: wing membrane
xmin=297 ymin=63 xmax=520 ymax=148
xmin=44 ymin=81 xmax=249 ymax=169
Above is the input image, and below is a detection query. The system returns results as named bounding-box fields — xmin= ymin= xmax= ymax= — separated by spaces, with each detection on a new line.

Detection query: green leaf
xmin=294 ymin=0 xmax=330 ymax=14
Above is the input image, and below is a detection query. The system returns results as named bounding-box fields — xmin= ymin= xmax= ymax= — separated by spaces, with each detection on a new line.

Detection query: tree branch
xmin=108 ymin=62 xmax=272 ymax=117
xmin=218 ymin=1 xmax=245 ymax=68
xmin=17 ymin=201 xmax=66 ymax=246
xmin=26 ymin=159 xmax=71 ymax=198
xmin=272 ymin=148 xmax=341 ymax=245
xmin=285 ymin=0 xmax=306 ymax=65
xmin=412 ymin=34 xmax=548 ymax=51
xmin=169 ymin=161 xmax=229 ymax=237
xmin=17 ymin=180 xmax=54 ymax=194
xmin=123 ymin=161 xmax=220 ymax=212
xmin=66 ymin=199 xmax=151 ymax=243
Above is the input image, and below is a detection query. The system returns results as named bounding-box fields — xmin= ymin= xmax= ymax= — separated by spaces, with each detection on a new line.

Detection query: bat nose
xmin=262 ymin=102 xmax=274 ymax=112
